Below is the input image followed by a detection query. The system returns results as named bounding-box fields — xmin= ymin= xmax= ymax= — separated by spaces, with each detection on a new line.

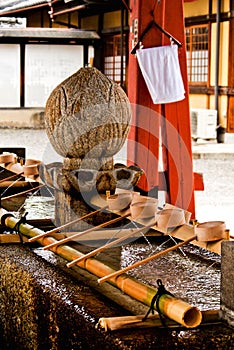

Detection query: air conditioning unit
xmin=190 ymin=108 xmax=217 ymax=140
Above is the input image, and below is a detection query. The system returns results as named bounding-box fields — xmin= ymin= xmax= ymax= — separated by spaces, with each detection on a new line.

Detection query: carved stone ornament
xmin=44 ymin=67 xmax=143 ymax=194
xmin=45 ymin=67 xmax=131 ymax=161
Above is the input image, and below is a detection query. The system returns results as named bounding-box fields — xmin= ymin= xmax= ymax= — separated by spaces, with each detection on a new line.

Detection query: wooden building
xmin=184 ymin=0 xmax=234 ymax=140
xmin=0 ymin=0 xmax=233 ymax=137
xmin=0 ymin=0 xmax=233 ymax=216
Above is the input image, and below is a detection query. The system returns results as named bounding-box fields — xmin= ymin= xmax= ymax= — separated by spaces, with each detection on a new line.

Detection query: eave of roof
xmin=0 ymin=0 xmax=50 ymax=16
xmin=0 ymin=27 xmax=100 ymax=40
xmin=0 ymin=1 xmax=123 ymax=19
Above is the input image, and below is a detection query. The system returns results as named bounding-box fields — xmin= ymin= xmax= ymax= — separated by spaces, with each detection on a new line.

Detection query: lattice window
xmin=186 ymin=24 xmax=209 ymax=83
xmin=104 ymin=34 xmax=126 ymax=86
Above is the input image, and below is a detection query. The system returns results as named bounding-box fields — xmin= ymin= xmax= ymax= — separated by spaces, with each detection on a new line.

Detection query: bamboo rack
xmin=66 ymin=221 xmax=155 ymax=267
xmin=43 ymin=212 xmax=130 ymax=250
xmin=97 ymin=309 xmax=220 ymax=331
xmin=0 ymin=208 xmax=202 ymax=328
xmin=28 ymin=205 xmax=108 ymax=243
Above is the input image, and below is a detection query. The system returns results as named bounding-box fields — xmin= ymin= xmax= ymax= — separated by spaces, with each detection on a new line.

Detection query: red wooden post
xmin=127 ymin=0 xmax=162 ymax=194
xmin=127 ymin=0 xmax=195 ymax=217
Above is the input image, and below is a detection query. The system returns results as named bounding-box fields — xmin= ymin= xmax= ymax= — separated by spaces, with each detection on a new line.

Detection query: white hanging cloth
xmin=136 ymin=45 xmax=185 ymax=104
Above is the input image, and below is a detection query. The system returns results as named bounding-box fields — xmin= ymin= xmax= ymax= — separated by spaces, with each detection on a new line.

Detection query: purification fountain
xmin=0 ymin=67 xmax=233 ymax=349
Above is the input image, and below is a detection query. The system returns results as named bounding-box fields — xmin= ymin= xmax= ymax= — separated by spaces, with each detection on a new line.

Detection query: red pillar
xmin=127 ymin=0 xmax=195 ymax=217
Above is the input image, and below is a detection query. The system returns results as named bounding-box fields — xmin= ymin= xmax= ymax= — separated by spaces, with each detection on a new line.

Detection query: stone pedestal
xmin=220 ymin=240 xmax=234 ymax=327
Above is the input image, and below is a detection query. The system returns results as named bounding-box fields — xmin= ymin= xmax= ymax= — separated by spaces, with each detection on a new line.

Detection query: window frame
xmin=185 ymin=23 xmax=211 ymax=86
xmin=103 ymin=33 xmax=127 ymax=89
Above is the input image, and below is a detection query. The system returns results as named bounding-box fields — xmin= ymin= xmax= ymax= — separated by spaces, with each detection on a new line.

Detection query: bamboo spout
xmin=158 ymin=294 xmax=202 ymax=328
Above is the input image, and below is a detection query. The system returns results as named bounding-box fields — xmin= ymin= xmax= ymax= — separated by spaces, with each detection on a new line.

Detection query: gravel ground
xmin=0 ymin=128 xmax=234 ymax=234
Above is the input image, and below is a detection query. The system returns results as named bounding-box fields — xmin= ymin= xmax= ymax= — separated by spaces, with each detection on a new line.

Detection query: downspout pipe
xmin=215 ymin=0 xmax=225 ymax=142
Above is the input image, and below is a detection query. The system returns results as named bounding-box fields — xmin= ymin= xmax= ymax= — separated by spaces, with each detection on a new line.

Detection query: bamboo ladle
xmin=98 ymin=234 xmax=197 ymax=284
xmin=29 ymin=192 xmax=132 ymax=243
xmin=29 ymin=205 xmax=108 ymax=243
xmin=66 ymin=221 xmax=155 ymax=268
xmin=43 ymin=212 xmax=131 ymax=251
xmin=1 ymin=184 xmax=45 ymax=201
xmin=0 ymin=171 xmax=24 ymax=184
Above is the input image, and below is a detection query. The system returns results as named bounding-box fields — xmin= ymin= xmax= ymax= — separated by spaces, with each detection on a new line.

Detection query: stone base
xmin=0 ymin=244 xmax=125 ymax=350
xmin=220 ymin=305 xmax=234 ymax=328
xmin=0 ymin=244 xmax=234 ymax=349
xmin=220 ymin=240 xmax=234 ymax=328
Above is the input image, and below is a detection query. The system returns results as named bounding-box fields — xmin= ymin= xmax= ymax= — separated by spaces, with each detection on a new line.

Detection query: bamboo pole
xmin=67 ymin=221 xmax=155 ymax=268
xmin=97 ymin=310 xmax=220 ymax=331
xmin=31 ymin=192 xmax=132 ymax=244
xmin=0 ymin=208 xmax=202 ymax=328
xmin=28 ymin=205 xmax=108 ymax=243
xmin=0 ymin=181 xmax=34 ymax=188
xmin=1 ymin=184 xmax=45 ymax=201
xmin=43 ymin=212 xmax=131 ymax=250
xmin=0 ymin=233 xmax=28 ymax=244
xmin=0 ymin=172 xmax=24 ymax=184
xmin=97 ymin=314 xmax=170 ymax=331
xmin=98 ymin=235 xmax=197 ymax=284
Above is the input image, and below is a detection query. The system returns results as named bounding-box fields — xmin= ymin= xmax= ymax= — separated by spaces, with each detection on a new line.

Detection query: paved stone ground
xmin=0 ymin=128 xmax=234 ymax=233
xmin=193 ymin=134 xmax=234 ymax=234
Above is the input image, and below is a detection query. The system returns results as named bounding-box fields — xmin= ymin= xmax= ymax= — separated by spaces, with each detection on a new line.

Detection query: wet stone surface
xmin=66 ymin=236 xmax=221 ymax=312
xmin=119 ymin=239 xmax=222 ymax=311
xmin=0 ymin=244 xmax=127 ymax=350
xmin=0 ymin=242 xmax=233 ymax=350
